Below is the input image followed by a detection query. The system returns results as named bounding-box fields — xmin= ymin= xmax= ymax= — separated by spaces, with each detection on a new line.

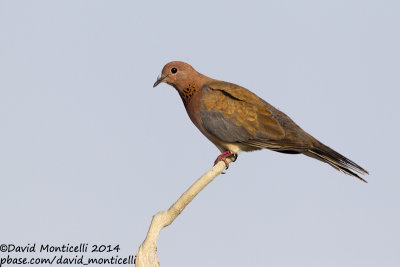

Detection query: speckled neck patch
xmin=180 ymin=84 xmax=197 ymax=105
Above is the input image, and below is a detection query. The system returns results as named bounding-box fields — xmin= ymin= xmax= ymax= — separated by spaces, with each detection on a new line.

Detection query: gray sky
xmin=1 ymin=1 xmax=399 ymax=266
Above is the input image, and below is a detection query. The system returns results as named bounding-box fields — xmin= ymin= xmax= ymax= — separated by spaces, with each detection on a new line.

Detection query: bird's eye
xmin=171 ymin=68 xmax=177 ymax=74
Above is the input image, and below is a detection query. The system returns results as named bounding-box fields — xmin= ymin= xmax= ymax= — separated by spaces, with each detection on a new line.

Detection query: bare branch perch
xmin=135 ymin=159 xmax=233 ymax=267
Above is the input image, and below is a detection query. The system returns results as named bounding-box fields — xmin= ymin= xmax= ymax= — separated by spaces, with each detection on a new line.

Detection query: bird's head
xmin=153 ymin=61 xmax=197 ymax=90
xmin=153 ymin=61 xmax=213 ymax=105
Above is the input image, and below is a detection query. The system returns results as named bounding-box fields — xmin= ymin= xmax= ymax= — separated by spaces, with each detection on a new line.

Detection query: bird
xmin=153 ymin=61 xmax=368 ymax=182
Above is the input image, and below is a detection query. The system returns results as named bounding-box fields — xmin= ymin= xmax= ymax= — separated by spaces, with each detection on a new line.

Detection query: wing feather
xmin=200 ymin=82 xmax=285 ymax=143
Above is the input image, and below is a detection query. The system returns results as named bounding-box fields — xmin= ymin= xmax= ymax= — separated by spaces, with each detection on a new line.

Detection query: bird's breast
xmin=183 ymin=91 xmax=248 ymax=154
xmin=184 ymin=90 xmax=204 ymax=133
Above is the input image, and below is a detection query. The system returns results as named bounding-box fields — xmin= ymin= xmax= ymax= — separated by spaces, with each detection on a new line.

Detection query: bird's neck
xmin=176 ymin=73 xmax=213 ymax=106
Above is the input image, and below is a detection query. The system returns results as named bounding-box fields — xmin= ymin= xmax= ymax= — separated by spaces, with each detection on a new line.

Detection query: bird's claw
xmin=214 ymin=151 xmax=238 ymax=173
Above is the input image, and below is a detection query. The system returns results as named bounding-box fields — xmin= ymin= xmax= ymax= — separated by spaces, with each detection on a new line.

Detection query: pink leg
xmin=214 ymin=151 xmax=233 ymax=169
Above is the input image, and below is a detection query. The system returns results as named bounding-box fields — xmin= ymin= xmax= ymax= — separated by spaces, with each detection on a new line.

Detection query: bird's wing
xmin=200 ymin=81 xmax=286 ymax=144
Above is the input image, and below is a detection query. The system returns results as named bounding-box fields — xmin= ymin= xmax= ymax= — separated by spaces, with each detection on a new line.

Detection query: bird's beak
xmin=153 ymin=74 xmax=169 ymax=88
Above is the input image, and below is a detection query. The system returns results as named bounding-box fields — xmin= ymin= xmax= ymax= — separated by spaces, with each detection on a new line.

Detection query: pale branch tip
xmin=135 ymin=159 xmax=233 ymax=267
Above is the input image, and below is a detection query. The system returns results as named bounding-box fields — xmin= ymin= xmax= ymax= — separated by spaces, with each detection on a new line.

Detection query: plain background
xmin=1 ymin=1 xmax=399 ymax=266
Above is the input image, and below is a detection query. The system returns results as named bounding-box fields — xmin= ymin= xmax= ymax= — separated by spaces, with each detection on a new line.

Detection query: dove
xmin=153 ymin=61 xmax=368 ymax=182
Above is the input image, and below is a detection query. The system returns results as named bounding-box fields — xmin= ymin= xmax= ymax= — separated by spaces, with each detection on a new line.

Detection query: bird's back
xmin=198 ymin=80 xmax=368 ymax=181
xmin=199 ymin=80 xmax=311 ymax=151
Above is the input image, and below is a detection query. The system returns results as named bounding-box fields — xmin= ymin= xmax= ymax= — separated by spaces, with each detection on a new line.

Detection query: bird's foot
xmin=214 ymin=151 xmax=238 ymax=173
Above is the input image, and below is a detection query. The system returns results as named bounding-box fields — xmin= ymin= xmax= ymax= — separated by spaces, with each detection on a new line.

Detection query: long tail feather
xmin=304 ymin=141 xmax=369 ymax=183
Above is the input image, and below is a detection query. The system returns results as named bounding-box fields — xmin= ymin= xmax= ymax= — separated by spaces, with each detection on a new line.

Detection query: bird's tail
xmin=304 ymin=140 xmax=369 ymax=182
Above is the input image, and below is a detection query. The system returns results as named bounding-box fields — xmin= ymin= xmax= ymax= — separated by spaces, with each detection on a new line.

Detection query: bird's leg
xmin=214 ymin=151 xmax=238 ymax=170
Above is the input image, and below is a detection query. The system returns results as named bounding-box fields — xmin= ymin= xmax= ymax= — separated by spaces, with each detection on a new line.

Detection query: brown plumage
xmin=153 ymin=61 xmax=368 ymax=182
